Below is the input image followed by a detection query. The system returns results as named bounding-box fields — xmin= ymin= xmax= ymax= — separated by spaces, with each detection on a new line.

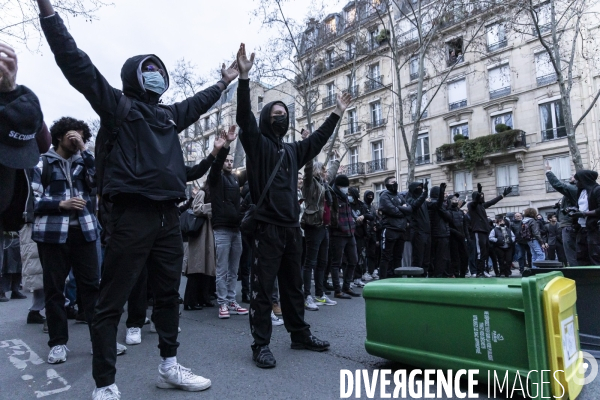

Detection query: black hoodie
xmin=40 ymin=13 xmax=224 ymax=202
xmin=236 ymin=79 xmax=340 ymax=227
xmin=406 ymin=182 xmax=430 ymax=233
xmin=468 ymin=191 xmax=503 ymax=233
xmin=575 ymin=170 xmax=600 ymax=231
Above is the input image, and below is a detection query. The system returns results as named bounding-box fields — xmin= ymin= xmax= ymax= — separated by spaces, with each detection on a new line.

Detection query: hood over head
xmin=429 ymin=186 xmax=440 ymax=199
xmin=348 ymin=187 xmax=360 ymax=201
xmin=258 ymin=101 xmax=289 ymax=145
xmin=472 ymin=191 xmax=485 ymax=202
xmin=364 ymin=190 xmax=374 ymax=202
xmin=574 ymin=170 xmax=599 ymax=192
xmin=408 ymin=181 xmax=424 ymax=196
xmin=121 ymin=54 xmax=170 ymax=104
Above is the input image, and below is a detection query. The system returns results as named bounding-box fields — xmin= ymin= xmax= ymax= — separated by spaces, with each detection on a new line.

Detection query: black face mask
xmin=414 ymin=188 xmax=423 ymax=196
xmin=272 ymin=115 xmax=289 ymax=137
xmin=365 ymin=196 xmax=374 ymax=205
xmin=386 ymin=182 xmax=398 ymax=193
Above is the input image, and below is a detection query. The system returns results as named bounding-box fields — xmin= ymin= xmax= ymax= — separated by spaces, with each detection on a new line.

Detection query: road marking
xmin=1 ymin=339 xmax=71 ymax=398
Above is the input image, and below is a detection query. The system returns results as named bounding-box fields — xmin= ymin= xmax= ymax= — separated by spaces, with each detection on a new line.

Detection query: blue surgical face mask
xmin=339 ymin=187 xmax=349 ymax=195
xmin=348 ymin=196 xmax=354 ymax=203
xmin=142 ymin=71 xmax=166 ymax=94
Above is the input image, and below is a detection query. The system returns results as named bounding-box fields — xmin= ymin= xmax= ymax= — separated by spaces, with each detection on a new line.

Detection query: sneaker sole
xmin=156 ymin=380 xmax=211 ymax=391
xmin=290 ymin=343 xmax=330 ymax=352
xmin=218 ymin=314 xmax=230 ymax=319
xmin=125 ymin=338 xmax=141 ymax=345
xmin=229 ymin=311 xmax=249 ymax=315
xmin=322 ymin=302 xmax=337 ymax=306
xmin=304 ymin=306 xmax=319 ymax=311
xmin=271 ymin=322 xmax=284 ymax=326
xmin=47 ymin=358 xmax=66 ymax=364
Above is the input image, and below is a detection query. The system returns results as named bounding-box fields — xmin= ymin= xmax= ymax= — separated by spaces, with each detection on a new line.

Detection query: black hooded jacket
xmin=575 ymin=170 xmax=600 ymax=231
xmin=468 ymin=191 xmax=503 ymax=233
xmin=428 ymin=186 xmax=451 ymax=238
xmin=446 ymin=199 xmax=469 ymax=240
xmin=40 ymin=14 xmax=224 ymax=202
xmin=236 ymin=79 xmax=340 ymax=227
xmin=406 ymin=182 xmax=430 ymax=233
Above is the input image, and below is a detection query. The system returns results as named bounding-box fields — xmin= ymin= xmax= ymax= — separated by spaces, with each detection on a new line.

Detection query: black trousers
xmin=449 ymin=237 xmax=468 ymax=277
xmin=303 ymin=225 xmax=328 ymax=298
xmin=239 ymin=233 xmax=254 ymax=298
xmin=431 ymin=237 xmax=451 ymax=277
xmin=126 ymin=266 xmax=148 ymax=328
xmin=330 ymin=235 xmax=358 ymax=292
xmin=366 ymin=237 xmax=377 ymax=274
xmin=494 ymin=246 xmax=513 ymax=277
xmin=547 ymin=243 xmax=566 ymax=265
xmin=353 ymin=236 xmax=366 ymax=279
xmin=489 ymin=246 xmax=499 ymax=275
xmin=250 ymin=223 xmax=310 ymax=346
xmin=379 ymin=229 xmax=404 ymax=279
xmin=411 ymin=230 xmax=431 ymax=270
xmin=38 ymin=227 xmax=99 ymax=348
xmin=472 ymin=231 xmax=490 ymax=275
xmin=576 ymin=228 xmax=600 ymax=266
xmin=91 ymin=202 xmax=183 ymax=388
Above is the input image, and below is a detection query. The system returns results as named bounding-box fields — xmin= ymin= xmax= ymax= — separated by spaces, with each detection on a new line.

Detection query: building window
xmin=416 ymin=133 xmax=430 ymax=165
xmin=492 ymin=112 xmax=513 ymax=133
xmin=369 ymin=29 xmax=379 ymax=50
xmin=409 ymin=56 xmax=419 ymax=80
xmin=326 ymin=50 xmax=335 ymax=69
xmin=454 ymin=171 xmax=473 ymax=197
xmin=347 ymin=109 xmax=359 ymax=135
xmin=446 ymin=37 xmax=464 ymax=66
xmin=496 ymin=164 xmax=519 ymax=196
xmin=347 ymin=74 xmax=358 ymax=97
xmin=374 ymin=182 xmax=385 ymax=205
xmin=488 ymin=64 xmax=511 ymax=99
xmin=257 ymin=96 xmax=263 ymax=112
xmin=370 ymin=101 xmax=384 ymax=127
xmin=372 ymin=140 xmax=384 ymax=161
xmin=323 ymin=82 xmax=335 ymax=108
xmin=325 ymin=18 xmax=336 ymax=34
xmin=533 ymin=2 xmax=551 ymax=33
xmin=349 ymin=147 xmax=359 ymax=165
xmin=346 ymin=40 xmax=355 ymax=60
xmin=544 ymin=154 xmax=572 ymax=192
xmin=366 ymin=64 xmax=383 ymax=92
xmin=203 ymin=117 xmax=209 ymax=131
xmin=451 ymin=123 xmax=469 ymax=141
xmin=415 ymin=176 xmax=431 ymax=188
xmin=540 ymin=100 xmax=566 ymax=141
xmin=411 ymin=91 xmax=428 ymax=121
xmin=345 ymin=7 xmax=357 ymax=28
xmin=535 ymin=52 xmax=556 ymax=86
xmin=487 ymin=23 xmax=507 ymax=52
xmin=448 ymin=78 xmax=467 ymax=110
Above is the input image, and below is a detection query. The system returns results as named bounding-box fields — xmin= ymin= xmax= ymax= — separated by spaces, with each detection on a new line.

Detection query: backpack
xmin=95 ymin=93 xmax=132 ymax=197
xmin=521 ymin=220 xmax=533 ymax=241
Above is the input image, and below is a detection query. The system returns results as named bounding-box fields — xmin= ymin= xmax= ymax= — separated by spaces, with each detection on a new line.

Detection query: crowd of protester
xmin=1 ymin=1 xmax=599 ymax=398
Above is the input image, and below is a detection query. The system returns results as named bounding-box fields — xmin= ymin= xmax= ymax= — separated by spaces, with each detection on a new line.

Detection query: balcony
xmin=496 ymin=185 xmax=520 ymax=197
xmin=410 ymin=72 xmax=419 ymax=81
xmin=344 ymin=124 xmax=361 ymax=136
xmin=436 ymin=130 xmax=528 ymax=165
xmin=322 ymin=96 xmax=335 ymax=109
xmin=365 ymin=76 xmax=384 ymax=93
xmin=347 ymin=85 xmax=359 ymax=98
xmin=489 ymin=87 xmax=511 ymax=100
xmin=341 ymin=162 xmax=365 ymax=177
xmin=546 ymin=180 xmax=570 ymax=193
xmin=537 ymin=73 xmax=557 ymax=87
xmin=449 ymin=99 xmax=467 ymax=111
xmin=415 ymin=154 xmax=430 ymax=165
xmin=366 ymin=118 xmax=387 ymax=130
xmin=487 ymin=39 xmax=507 ymax=52
xmin=366 ymin=158 xmax=389 ymax=173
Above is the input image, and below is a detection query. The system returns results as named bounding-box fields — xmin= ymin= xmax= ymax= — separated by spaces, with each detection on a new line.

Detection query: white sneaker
xmin=362 ymin=273 xmax=373 ymax=281
xmin=48 ymin=345 xmax=68 ymax=364
xmin=353 ymin=279 xmax=365 ymax=288
xmin=156 ymin=363 xmax=211 ymax=391
xmin=372 ymin=269 xmax=380 ymax=280
xmin=315 ymin=294 xmax=337 ymax=306
xmin=271 ymin=311 xmax=284 ymax=326
xmin=92 ymin=383 xmax=121 ymax=400
xmin=483 ymin=271 xmax=491 ymax=278
xmin=144 ymin=317 xmax=150 ymax=325
xmin=304 ymin=295 xmax=319 ymax=311
xmin=125 ymin=327 xmax=141 ymax=345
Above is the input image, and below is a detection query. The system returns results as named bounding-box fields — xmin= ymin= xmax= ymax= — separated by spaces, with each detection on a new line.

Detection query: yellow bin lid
xmin=543 ymin=276 xmax=584 ymax=399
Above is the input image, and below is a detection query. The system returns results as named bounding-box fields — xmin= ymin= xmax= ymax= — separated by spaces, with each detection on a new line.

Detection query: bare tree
xmin=508 ymin=0 xmax=600 ymax=170
xmin=1 ymin=0 xmax=111 ymax=48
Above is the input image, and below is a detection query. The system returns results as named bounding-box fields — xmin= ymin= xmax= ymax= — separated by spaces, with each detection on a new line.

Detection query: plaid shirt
xmin=32 ymin=149 xmax=98 ymax=244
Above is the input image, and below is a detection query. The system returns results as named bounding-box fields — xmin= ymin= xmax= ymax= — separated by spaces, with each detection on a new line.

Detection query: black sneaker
xmin=75 ymin=313 xmax=87 ymax=324
xmin=27 ymin=310 xmax=46 ymax=324
xmin=251 ymin=344 xmax=276 ymax=368
xmin=10 ymin=291 xmax=27 ymax=300
xmin=334 ymin=292 xmax=351 ymax=299
xmin=323 ymin=290 xmax=332 ymax=295
xmin=291 ymin=335 xmax=330 ymax=352
xmin=42 ymin=320 xmax=49 ymax=333
xmin=66 ymin=306 xmax=77 ymax=320
xmin=343 ymin=289 xmax=361 ymax=297
xmin=0 ymin=292 xmax=8 ymax=302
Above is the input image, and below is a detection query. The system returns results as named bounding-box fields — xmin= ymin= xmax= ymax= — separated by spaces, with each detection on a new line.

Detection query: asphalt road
xmin=0 ymin=277 xmax=598 ymax=400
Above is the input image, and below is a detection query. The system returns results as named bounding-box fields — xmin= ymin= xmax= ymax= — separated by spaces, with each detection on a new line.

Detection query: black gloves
xmin=440 ymin=182 xmax=447 ymax=192
xmin=503 ymin=186 xmax=513 ymax=197
xmin=570 ymin=212 xmax=585 ymax=219
xmin=454 ymin=193 xmax=460 ymax=198
xmin=423 ymin=181 xmax=429 ymax=193
xmin=477 ymin=183 xmax=482 ymax=193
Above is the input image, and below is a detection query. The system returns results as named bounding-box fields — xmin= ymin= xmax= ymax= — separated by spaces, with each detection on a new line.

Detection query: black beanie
xmin=335 ymin=175 xmax=350 ymax=187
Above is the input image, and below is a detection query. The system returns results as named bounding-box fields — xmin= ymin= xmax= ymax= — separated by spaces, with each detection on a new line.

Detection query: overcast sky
xmin=13 ymin=0 xmax=341 ymax=125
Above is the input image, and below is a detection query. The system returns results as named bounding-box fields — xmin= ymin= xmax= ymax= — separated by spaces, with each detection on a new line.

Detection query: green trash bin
xmin=363 ymin=272 xmax=584 ymax=399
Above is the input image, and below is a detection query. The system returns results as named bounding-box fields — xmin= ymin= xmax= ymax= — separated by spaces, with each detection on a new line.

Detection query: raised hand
xmin=0 ymin=44 xmax=18 ymax=93
xmin=333 ymin=92 xmax=352 ymax=117
xmin=225 ymin=125 xmax=238 ymax=143
xmin=503 ymin=186 xmax=513 ymax=197
xmin=221 ymin=60 xmax=239 ymax=85
xmin=213 ymin=136 xmax=226 ymax=151
xmin=545 ymin=161 xmax=552 ymax=171
xmin=300 ymin=128 xmax=310 ymax=139
xmin=236 ymin=43 xmax=255 ymax=80
xmin=477 ymin=183 xmax=482 ymax=193
xmin=65 ymin=130 xmax=85 ymax=151
xmin=440 ymin=182 xmax=447 ymax=192
xmin=423 ymin=180 xmax=428 ymax=193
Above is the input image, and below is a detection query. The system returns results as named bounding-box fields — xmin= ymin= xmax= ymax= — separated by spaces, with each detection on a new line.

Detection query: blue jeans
xmin=214 ymin=228 xmax=243 ymax=305
xmin=528 ymin=241 xmax=546 ymax=265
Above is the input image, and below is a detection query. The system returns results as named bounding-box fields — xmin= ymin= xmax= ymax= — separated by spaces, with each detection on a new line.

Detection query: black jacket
xmin=546 ymin=222 xmax=562 ymax=246
xmin=511 ymin=220 xmax=527 ymax=244
xmin=209 ymin=147 xmax=241 ymax=229
xmin=575 ymin=169 xmax=600 ymax=231
xmin=447 ymin=202 xmax=469 ymax=240
xmin=406 ymin=182 xmax=430 ymax=233
xmin=379 ymin=189 xmax=425 ymax=232
xmin=468 ymin=191 xmax=503 ymax=233
xmin=40 ymin=13 xmax=223 ymax=202
xmin=546 ymin=171 xmax=578 ymax=227
xmin=428 ymin=186 xmax=451 ymax=238
xmin=236 ymin=79 xmax=340 ymax=227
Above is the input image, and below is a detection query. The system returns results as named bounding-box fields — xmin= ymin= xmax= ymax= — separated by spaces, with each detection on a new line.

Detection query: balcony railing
xmin=344 ymin=124 xmax=360 ymax=136
xmin=415 ymin=154 xmax=430 ymax=165
xmin=487 ymin=39 xmax=507 ymax=52
xmin=449 ymin=99 xmax=467 ymax=111
xmin=365 ymin=76 xmax=384 ymax=93
xmin=537 ymin=73 xmax=557 ymax=86
xmin=496 ymin=185 xmax=520 ymax=197
xmin=436 ymin=130 xmax=527 ymax=163
xmin=366 ymin=118 xmax=387 ymax=130
xmin=410 ymin=72 xmax=419 ymax=81
xmin=411 ymin=110 xmax=428 ymax=121
xmin=446 ymin=53 xmax=464 ymax=67
xmin=489 ymin=86 xmax=511 ymax=100
xmin=546 ymin=180 xmax=570 ymax=193
xmin=366 ymin=158 xmax=388 ymax=173
xmin=542 ymin=127 xmax=567 ymax=142
xmin=347 ymin=85 xmax=359 ymax=98
xmin=341 ymin=162 xmax=366 ymax=177
xmin=322 ymin=96 xmax=335 ymax=108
